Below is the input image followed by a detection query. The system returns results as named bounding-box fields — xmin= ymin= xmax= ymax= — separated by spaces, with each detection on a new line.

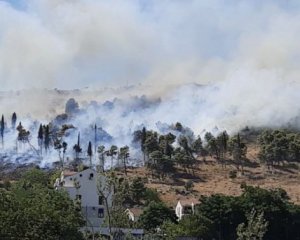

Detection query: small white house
xmin=175 ymin=199 xmax=199 ymax=221
xmin=56 ymin=168 xmax=113 ymax=229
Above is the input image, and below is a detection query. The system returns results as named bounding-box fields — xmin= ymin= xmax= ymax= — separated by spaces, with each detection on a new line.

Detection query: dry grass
xmin=124 ymin=144 xmax=300 ymax=207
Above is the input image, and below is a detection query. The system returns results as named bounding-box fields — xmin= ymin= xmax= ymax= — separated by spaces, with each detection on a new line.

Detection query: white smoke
xmin=1 ymin=0 xmax=300 ymax=166
xmin=1 ymin=0 xmax=300 ymax=90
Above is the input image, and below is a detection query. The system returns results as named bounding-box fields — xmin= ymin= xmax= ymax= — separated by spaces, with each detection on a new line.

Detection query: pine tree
xmin=229 ymin=133 xmax=247 ymax=174
xmin=130 ymin=177 xmax=146 ymax=203
xmin=119 ymin=146 xmax=129 ymax=175
xmin=106 ymin=145 xmax=118 ymax=169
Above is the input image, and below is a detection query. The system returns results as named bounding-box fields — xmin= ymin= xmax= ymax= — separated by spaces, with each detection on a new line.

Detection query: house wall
xmin=62 ymin=168 xmax=113 ymax=227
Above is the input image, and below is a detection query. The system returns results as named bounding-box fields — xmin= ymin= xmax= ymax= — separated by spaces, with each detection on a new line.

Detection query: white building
xmin=56 ymin=168 xmax=113 ymax=229
xmin=175 ymin=199 xmax=199 ymax=221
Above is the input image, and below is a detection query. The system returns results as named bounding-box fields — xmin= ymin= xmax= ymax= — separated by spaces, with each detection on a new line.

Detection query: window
xmin=79 ymin=174 xmax=82 ymax=177
xmin=76 ymin=194 xmax=82 ymax=200
xmin=89 ymin=173 xmax=94 ymax=180
xmin=98 ymin=208 xmax=104 ymax=218
xmin=99 ymin=196 xmax=104 ymax=205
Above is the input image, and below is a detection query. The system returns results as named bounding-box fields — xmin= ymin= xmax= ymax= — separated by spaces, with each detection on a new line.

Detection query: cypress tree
xmin=73 ymin=133 xmax=82 ymax=160
xmin=87 ymin=141 xmax=93 ymax=167
xmin=1 ymin=115 xmax=4 ymax=145
xmin=11 ymin=112 xmax=17 ymax=130
xmin=38 ymin=124 xmax=43 ymax=155
xmin=141 ymin=127 xmax=147 ymax=163
xmin=44 ymin=125 xmax=50 ymax=152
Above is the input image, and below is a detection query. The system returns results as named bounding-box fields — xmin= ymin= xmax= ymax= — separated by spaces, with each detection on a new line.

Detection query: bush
xmin=185 ymin=180 xmax=194 ymax=192
xmin=229 ymin=170 xmax=237 ymax=179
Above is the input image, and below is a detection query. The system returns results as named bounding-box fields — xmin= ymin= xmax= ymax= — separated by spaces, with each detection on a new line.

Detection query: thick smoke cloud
xmin=1 ymin=0 xmax=300 ymax=167
xmin=1 ymin=0 xmax=300 ymax=90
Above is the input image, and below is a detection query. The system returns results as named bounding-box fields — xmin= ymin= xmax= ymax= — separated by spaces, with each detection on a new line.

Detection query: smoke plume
xmin=1 ymin=0 xmax=300 ymax=166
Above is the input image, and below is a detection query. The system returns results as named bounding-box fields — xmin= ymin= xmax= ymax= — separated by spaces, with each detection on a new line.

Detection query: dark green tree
xmin=44 ymin=125 xmax=51 ymax=152
xmin=139 ymin=201 xmax=177 ymax=231
xmin=17 ymin=122 xmax=30 ymax=144
xmin=192 ymin=135 xmax=204 ymax=157
xmin=0 ymin=169 xmax=84 ymax=240
xmin=106 ymin=145 xmax=118 ymax=169
xmin=87 ymin=141 xmax=93 ymax=167
xmin=228 ymin=134 xmax=247 ymax=174
xmin=162 ymin=214 xmax=213 ymax=240
xmin=119 ymin=146 xmax=130 ymax=175
xmin=130 ymin=177 xmax=146 ymax=203
xmin=236 ymin=209 xmax=268 ymax=240
xmin=0 ymin=115 xmax=4 ymax=145
xmin=11 ymin=112 xmax=17 ymax=130
xmin=38 ymin=124 xmax=43 ymax=155
xmin=73 ymin=133 xmax=82 ymax=160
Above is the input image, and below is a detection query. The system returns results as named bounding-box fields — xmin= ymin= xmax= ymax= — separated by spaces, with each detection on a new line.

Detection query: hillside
xmin=124 ymin=143 xmax=300 ymax=206
xmin=1 ymin=140 xmax=299 ymax=207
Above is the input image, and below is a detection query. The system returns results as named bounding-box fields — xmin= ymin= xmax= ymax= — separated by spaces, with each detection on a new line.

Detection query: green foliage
xmin=20 ymin=167 xmax=50 ymax=187
xmin=0 ymin=179 xmax=11 ymax=190
xmin=106 ymin=145 xmax=118 ymax=168
xmin=162 ymin=214 xmax=213 ymax=240
xmin=192 ymin=135 xmax=204 ymax=156
xmin=134 ymin=127 xmax=199 ymax=178
xmin=144 ymin=188 xmax=161 ymax=205
xmin=148 ymin=150 xmax=174 ymax=178
xmin=174 ymin=147 xmax=196 ymax=171
xmin=119 ymin=145 xmax=130 ymax=175
xmin=184 ymin=179 xmax=194 ymax=192
xmin=204 ymin=131 xmax=229 ymax=164
xmin=228 ymin=134 xmax=247 ymax=172
xmin=175 ymin=122 xmax=183 ymax=132
xmin=130 ymin=177 xmax=146 ymax=203
xmin=236 ymin=209 xmax=268 ymax=240
xmin=258 ymin=129 xmax=300 ymax=166
xmin=139 ymin=201 xmax=177 ymax=231
xmin=198 ymin=194 xmax=244 ymax=240
xmin=0 ymin=169 xmax=84 ymax=240
xmin=104 ymin=207 xmax=136 ymax=229
xmin=197 ymin=185 xmax=300 ymax=240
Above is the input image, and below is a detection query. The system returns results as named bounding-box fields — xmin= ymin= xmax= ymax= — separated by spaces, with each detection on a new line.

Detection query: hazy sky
xmin=2 ymin=0 xmax=300 ymax=162
xmin=1 ymin=0 xmax=300 ymax=90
